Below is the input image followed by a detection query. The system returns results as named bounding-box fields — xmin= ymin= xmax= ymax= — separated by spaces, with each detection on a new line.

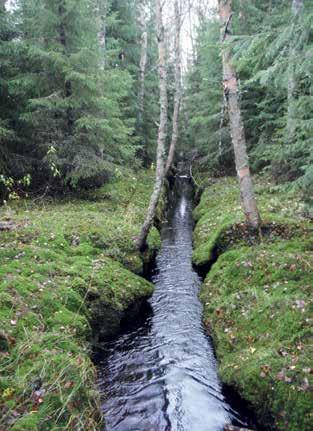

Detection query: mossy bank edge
xmin=0 ymin=170 xmax=163 ymax=431
xmin=193 ymin=176 xmax=312 ymax=431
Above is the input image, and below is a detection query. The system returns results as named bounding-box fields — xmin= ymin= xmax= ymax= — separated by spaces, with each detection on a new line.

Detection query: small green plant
xmin=0 ymin=174 xmax=32 ymax=202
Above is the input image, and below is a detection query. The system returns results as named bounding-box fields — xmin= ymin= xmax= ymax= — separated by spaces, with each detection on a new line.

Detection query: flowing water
xmin=97 ymin=178 xmax=250 ymax=431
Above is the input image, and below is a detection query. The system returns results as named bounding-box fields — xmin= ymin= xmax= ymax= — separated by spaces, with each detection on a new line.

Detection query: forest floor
xmin=0 ymin=170 xmax=161 ymax=431
xmin=1 ymin=170 xmax=312 ymax=431
xmin=193 ymin=176 xmax=313 ymax=431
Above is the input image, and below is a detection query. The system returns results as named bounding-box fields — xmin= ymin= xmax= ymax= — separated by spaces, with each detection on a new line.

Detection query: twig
xmin=32 ymin=185 xmax=50 ymax=203
xmin=189 ymin=159 xmax=200 ymax=188
xmin=223 ymin=12 xmax=233 ymax=41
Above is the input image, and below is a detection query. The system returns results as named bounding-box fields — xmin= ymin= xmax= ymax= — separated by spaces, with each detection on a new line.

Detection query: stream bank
xmin=192 ymin=176 xmax=313 ymax=431
xmin=1 ymin=169 xmax=311 ymax=431
xmin=0 ymin=170 xmax=161 ymax=430
xmin=96 ymin=176 xmax=257 ymax=431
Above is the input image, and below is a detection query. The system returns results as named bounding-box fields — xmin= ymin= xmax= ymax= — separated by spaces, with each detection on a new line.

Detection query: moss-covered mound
xmin=0 ymin=171 xmax=159 ymax=430
xmin=193 ymin=177 xmax=313 ymax=430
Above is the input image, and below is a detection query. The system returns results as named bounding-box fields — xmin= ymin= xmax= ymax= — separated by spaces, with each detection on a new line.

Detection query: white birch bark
xmin=165 ymin=0 xmax=182 ymax=175
xmin=136 ymin=0 xmax=168 ymax=250
xmin=218 ymin=0 xmax=261 ymax=229
xmin=98 ymin=0 xmax=107 ymax=69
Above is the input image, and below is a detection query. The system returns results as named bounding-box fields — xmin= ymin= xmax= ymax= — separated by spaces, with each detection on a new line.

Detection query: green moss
xmin=0 ymin=170 xmax=159 ymax=430
xmin=11 ymin=414 xmax=41 ymax=431
xmin=193 ymin=176 xmax=311 ymax=266
xmin=193 ymin=176 xmax=313 ymax=430
xmin=86 ymin=256 xmax=153 ymax=340
xmin=192 ymin=178 xmax=242 ymax=266
xmin=147 ymin=226 xmax=162 ymax=251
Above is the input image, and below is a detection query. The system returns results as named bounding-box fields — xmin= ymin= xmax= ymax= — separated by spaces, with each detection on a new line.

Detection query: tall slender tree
xmin=187 ymin=0 xmax=196 ymax=63
xmin=165 ymin=0 xmax=182 ymax=175
xmin=292 ymin=0 xmax=303 ymax=15
xmin=218 ymin=0 xmax=261 ymax=228
xmin=97 ymin=0 xmax=108 ymax=68
xmin=136 ymin=0 xmax=168 ymax=250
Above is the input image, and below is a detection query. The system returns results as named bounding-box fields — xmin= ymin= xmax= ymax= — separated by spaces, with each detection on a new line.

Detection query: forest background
xmin=0 ymin=0 xmax=312 ymax=215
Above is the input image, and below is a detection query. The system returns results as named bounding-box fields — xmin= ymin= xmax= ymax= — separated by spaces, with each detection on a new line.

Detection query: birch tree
xmin=136 ymin=0 xmax=168 ymax=250
xmin=165 ymin=0 xmax=182 ymax=175
xmin=97 ymin=0 xmax=107 ymax=69
xmin=218 ymin=0 xmax=261 ymax=228
xmin=187 ymin=0 xmax=196 ymax=63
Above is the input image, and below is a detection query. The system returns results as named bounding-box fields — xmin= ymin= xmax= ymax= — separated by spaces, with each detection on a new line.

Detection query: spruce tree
xmin=0 ymin=1 xmax=17 ymax=174
xmin=15 ymin=0 xmax=134 ymax=189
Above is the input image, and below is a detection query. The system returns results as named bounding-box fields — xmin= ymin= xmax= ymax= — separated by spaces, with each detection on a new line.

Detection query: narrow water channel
xmin=97 ymin=177 xmax=249 ymax=431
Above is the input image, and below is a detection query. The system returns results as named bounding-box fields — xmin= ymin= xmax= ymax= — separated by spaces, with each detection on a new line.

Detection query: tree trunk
xmin=137 ymin=0 xmax=148 ymax=131
xmin=218 ymin=0 xmax=261 ymax=228
xmin=136 ymin=0 xmax=168 ymax=251
xmin=287 ymin=0 xmax=304 ymax=137
xmin=187 ymin=0 xmax=196 ymax=63
xmin=165 ymin=0 xmax=182 ymax=175
xmin=292 ymin=0 xmax=303 ymax=15
xmin=98 ymin=0 xmax=107 ymax=69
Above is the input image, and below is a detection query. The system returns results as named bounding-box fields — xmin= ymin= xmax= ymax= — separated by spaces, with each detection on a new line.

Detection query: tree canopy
xmin=0 ymin=0 xmax=312 ymax=215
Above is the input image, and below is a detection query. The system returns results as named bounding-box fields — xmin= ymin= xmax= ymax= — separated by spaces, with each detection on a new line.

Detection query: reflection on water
xmin=97 ymin=178 xmax=247 ymax=431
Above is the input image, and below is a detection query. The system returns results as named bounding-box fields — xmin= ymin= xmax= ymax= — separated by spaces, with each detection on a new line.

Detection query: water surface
xmin=97 ymin=178 xmax=246 ymax=431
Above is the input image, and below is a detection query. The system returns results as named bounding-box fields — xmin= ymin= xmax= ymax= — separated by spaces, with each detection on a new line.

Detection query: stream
xmin=96 ymin=177 xmax=252 ymax=431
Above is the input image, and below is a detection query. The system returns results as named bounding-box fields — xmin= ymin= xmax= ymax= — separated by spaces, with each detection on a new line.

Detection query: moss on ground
xmin=193 ymin=176 xmax=313 ymax=430
xmin=0 ymin=170 xmax=159 ymax=430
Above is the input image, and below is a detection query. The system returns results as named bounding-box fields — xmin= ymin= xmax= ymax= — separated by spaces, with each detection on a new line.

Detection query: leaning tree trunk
xmin=137 ymin=0 xmax=148 ymax=132
xmin=287 ymin=0 xmax=304 ymax=137
xmin=136 ymin=0 xmax=168 ymax=251
xmin=165 ymin=0 xmax=182 ymax=175
xmin=218 ymin=0 xmax=261 ymax=228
